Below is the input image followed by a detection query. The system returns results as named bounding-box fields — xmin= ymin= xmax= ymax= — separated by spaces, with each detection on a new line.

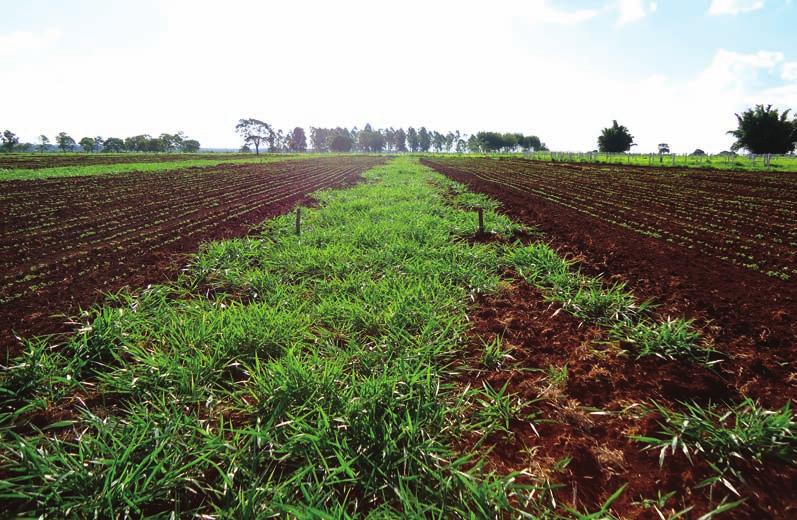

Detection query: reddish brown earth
xmin=424 ymin=158 xmax=797 ymax=518
xmin=455 ymin=283 xmax=796 ymax=519
xmin=0 ymin=156 xmax=383 ymax=357
xmin=0 ymin=153 xmax=260 ymax=170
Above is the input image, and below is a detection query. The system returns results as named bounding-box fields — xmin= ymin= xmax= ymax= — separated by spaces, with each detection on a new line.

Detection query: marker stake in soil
xmin=477 ymin=206 xmax=485 ymax=235
xmin=295 ymin=207 xmax=301 ymax=236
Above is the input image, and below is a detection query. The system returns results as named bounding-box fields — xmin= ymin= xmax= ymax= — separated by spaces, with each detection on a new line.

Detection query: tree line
xmin=0 ymin=131 xmax=200 ymax=153
xmin=597 ymin=105 xmax=797 ymax=155
xmin=235 ymin=119 xmax=548 ymax=155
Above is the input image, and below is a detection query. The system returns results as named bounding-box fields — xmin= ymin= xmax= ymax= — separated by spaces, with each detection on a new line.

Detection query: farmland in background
xmin=0 ymin=155 xmax=301 ymax=181
xmin=525 ymin=150 xmax=797 ymax=172
xmin=0 ymin=152 xmax=259 ymax=170
xmin=0 ymin=155 xmax=383 ymax=353
xmin=424 ymin=156 xmax=797 ymax=280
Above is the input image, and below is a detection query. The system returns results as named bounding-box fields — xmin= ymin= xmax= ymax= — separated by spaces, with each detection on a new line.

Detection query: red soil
xmin=0 ymin=153 xmax=259 ymax=170
xmin=0 ymin=157 xmax=383 ymax=357
xmin=424 ymin=158 xmax=797 ymax=518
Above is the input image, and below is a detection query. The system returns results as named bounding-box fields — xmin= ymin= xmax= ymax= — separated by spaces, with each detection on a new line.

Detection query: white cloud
xmin=708 ymin=0 xmax=765 ymax=15
xmin=616 ymin=0 xmax=658 ymax=25
xmin=696 ymin=49 xmax=784 ymax=91
xmin=0 ymin=30 xmax=62 ymax=57
xmin=782 ymin=62 xmax=797 ymax=81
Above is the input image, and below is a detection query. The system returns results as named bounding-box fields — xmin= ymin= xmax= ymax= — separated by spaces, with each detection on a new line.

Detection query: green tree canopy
xmin=55 ymin=132 xmax=76 ymax=152
xmin=181 ymin=139 xmax=200 ymax=153
xmin=103 ymin=137 xmax=125 ymax=152
xmin=418 ymin=127 xmax=431 ymax=152
xmin=329 ymin=132 xmax=353 ymax=152
xmin=37 ymin=135 xmax=50 ymax=152
xmin=727 ymin=104 xmax=796 ymax=154
xmin=79 ymin=137 xmax=97 ymax=152
xmin=1 ymin=130 xmax=19 ymax=153
xmin=406 ymin=127 xmax=419 ymax=152
xmin=288 ymin=127 xmax=307 ymax=152
xmin=597 ymin=120 xmax=635 ymax=153
xmin=235 ymin=118 xmax=273 ymax=155
xmin=394 ymin=128 xmax=407 ymax=152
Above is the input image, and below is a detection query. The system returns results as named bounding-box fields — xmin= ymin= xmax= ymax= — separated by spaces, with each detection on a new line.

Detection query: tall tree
xmin=597 ymin=120 xmax=635 ymax=153
xmin=1 ymin=130 xmax=20 ymax=152
xmin=727 ymin=104 xmax=796 ymax=154
xmin=418 ymin=127 xmax=431 ymax=152
xmin=445 ymin=132 xmax=456 ymax=153
xmin=37 ymin=134 xmax=50 ymax=153
xmin=406 ymin=127 xmax=419 ymax=152
xmin=124 ymin=135 xmax=150 ymax=152
xmin=394 ymin=128 xmax=407 ymax=152
xmin=55 ymin=132 xmax=76 ymax=152
xmin=467 ymin=134 xmax=481 ymax=153
xmin=103 ymin=137 xmax=125 ymax=152
xmin=310 ymin=127 xmax=331 ymax=152
xmin=357 ymin=124 xmax=385 ymax=152
xmin=288 ymin=127 xmax=307 ymax=152
xmin=476 ymin=132 xmax=504 ymax=152
xmin=272 ymin=129 xmax=285 ymax=152
xmin=235 ymin=118 xmax=272 ymax=155
xmin=329 ymin=129 xmax=353 ymax=152
xmin=159 ymin=133 xmax=180 ymax=152
xmin=181 ymin=139 xmax=200 ymax=152
xmin=431 ymin=131 xmax=446 ymax=152
xmin=79 ymin=137 xmax=97 ymax=153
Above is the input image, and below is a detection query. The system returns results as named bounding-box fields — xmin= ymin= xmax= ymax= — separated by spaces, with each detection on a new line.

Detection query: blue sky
xmin=2 ymin=0 xmax=796 ymax=152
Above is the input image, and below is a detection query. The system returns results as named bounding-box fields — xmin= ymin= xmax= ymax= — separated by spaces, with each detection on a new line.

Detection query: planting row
xmin=423 ymin=157 xmax=797 ymax=280
xmin=0 ymin=152 xmax=259 ymax=170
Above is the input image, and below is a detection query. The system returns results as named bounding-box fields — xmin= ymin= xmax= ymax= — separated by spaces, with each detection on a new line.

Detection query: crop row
xmin=0 ymin=152 xmax=258 ymax=170
xmin=424 ymin=158 xmax=797 ymax=279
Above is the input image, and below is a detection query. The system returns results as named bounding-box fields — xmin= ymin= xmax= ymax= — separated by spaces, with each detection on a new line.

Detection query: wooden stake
xmin=295 ymin=207 xmax=301 ymax=235
xmin=477 ymin=207 xmax=484 ymax=235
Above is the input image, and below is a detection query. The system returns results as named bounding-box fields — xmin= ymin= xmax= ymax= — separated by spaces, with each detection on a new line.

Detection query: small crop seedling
xmin=634 ymin=399 xmax=796 ymax=484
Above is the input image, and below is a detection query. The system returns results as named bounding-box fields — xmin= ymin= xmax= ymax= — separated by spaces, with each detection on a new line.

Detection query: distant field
xmin=425 ymin=156 xmax=797 ymax=280
xmin=0 ymin=152 xmax=260 ymax=169
xmin=0 ymin=154 xmax=300 ymax=181
xmin=526 ymin=150 xmax=797 ymax=172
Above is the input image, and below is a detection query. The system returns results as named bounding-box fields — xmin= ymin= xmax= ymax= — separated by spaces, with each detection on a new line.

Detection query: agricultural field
xmin=0 ymin=152 xmax=258 ymax=170
xmin=0 ymin=155 xmax=297 ymax=182
xmin=0 ymin=156 xmax=382 ymax=353
xmin=524 ymin=151 xmax=797 ymax=172
xmin=424 ymin=157 xmax=797 ymax=280
xmin=0 ymin=156 xmax=794 ymax=518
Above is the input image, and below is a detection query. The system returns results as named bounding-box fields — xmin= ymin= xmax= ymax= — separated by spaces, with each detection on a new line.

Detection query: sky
xmin=1 ymin=0 xmax=796 ymax=153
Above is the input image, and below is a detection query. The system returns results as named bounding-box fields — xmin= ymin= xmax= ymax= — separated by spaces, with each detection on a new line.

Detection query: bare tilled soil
xmin=0 ymin=156 xmax=383 ymax=355
xmin=424 ymin=157 xmax=797 ymax=518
